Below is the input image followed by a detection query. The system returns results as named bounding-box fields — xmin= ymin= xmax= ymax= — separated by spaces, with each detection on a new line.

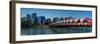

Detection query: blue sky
xmin=21 ymin=8 xmax=92 ymax=19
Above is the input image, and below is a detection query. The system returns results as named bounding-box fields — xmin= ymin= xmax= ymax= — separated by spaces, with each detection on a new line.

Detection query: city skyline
xmin=21 ymin=8 xmax=92 ymax=19
xmin=21 ymin=8 xmax=92 ymax=35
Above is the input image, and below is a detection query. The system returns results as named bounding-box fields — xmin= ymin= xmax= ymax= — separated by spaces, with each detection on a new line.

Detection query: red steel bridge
xmin=49 ymin=20 xmax=92 ymax=28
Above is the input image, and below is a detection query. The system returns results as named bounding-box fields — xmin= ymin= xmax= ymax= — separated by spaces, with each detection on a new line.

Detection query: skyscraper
xmin=31 ymin=13 xmax=38 ymax=24
xmin=38 ymin=16 xmax=45 ymax=24
xmin=60 ymin=17 xmax=64 ymax=21
xmin=65 ymin=17 xmax=73 ymax=20
xmin=26 ymin=14 xmax=32 ymax=27
xmin=26 ymin=14 xmax=31 ymax=21
xmin=53 ymin=17 xmax=59 ymax=22
xmin=44 ymin=18 xmax=51 ymax=25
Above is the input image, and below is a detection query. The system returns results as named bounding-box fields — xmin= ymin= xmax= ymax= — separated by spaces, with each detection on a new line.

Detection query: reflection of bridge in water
xmin=49 ymin=20 xmax=92 ymax=28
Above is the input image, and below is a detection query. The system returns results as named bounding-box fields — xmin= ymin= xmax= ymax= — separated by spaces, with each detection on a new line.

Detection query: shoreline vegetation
xmin=20 ymin=7 xmax=93 ymax=35
xmin=21 ymin=13 xmax=92 ymax=28
xmin=21 ymin=19 xmax=92 ymax=29
xmin=21 ymin=13 xmax=92 ymax=35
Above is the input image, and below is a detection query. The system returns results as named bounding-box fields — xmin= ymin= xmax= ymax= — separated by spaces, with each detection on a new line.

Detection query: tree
xmin=21 ymin=17 xmax=32 ymax=28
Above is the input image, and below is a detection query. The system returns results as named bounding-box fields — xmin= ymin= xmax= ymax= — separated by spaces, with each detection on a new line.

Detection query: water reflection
xmin=21 ymin=26 xmax=92 ymax=35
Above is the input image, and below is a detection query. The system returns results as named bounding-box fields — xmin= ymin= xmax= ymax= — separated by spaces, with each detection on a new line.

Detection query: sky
xmin=21 ymin=8 xmax=92 ymax=19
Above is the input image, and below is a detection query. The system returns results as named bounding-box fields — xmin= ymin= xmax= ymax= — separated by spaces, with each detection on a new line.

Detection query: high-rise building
xmin=46 ymin=18 xmax=51 ymax=22
xmin=31 ymin=13 xmax=38 ymax=24
xmin=38 ymin=16 xmax=45 ymax=24
xmin=26 ymin=14 xmax=31 ymax=21
xmin=44 ymin=18 xmax=51 ymax=25
xmin=65 ymin=17 xmax=73 ymax=20
xmin=53 ymin=17 xmax=59 ymax=22
xmin=60 ymin=17 xmax=64 ymax=21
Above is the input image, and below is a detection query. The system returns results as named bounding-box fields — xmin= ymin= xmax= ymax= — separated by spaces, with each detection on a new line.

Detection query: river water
xmin=21 ymin=27 xmax=92 ymax=35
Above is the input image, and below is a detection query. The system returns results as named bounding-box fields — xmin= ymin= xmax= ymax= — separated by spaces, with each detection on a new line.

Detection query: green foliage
xmin=21 ymin=18 xmax=41 ymax=28
xmin=32 ymin=24 xmax=40 ymax=28
xmin=21 ymin=18 xmax=32 ymax=28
